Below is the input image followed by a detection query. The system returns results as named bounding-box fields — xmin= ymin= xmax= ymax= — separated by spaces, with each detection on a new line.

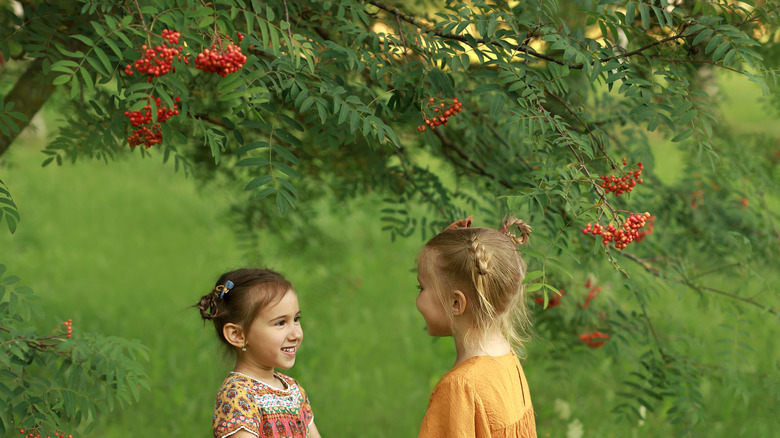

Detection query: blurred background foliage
xmin=1 ymin=0 xmax=779 ymax=437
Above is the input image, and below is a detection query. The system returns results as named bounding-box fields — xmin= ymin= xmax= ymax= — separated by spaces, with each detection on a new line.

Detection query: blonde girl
xmin=416 ymin=216 xmax=536 ymax=438
xmin=196 ymin=268 xmax=321 ymax=438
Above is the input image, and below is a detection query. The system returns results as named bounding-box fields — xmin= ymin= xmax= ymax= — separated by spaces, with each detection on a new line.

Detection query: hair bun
xmin=500 ymin=217 xmax=531 ymax=245
xmin=197 ymin=291 xmax=220 ymax=320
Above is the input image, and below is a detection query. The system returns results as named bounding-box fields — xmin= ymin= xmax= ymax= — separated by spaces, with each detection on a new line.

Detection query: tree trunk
xmin=0 ymin=57 xmax=56 ymax=157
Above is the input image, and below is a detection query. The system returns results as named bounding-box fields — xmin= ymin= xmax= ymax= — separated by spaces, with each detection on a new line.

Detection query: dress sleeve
xmin=297 ymin=381 xmax=315 ymax=427
xmin=418 ymin=377 xmax=489 ymax=438
xmin=213 ymin=379 xmax=262 ymax=438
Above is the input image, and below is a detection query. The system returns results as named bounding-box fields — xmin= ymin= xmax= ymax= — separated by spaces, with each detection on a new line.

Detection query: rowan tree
xmin=1 ymin=0 xmax=779 ymax=435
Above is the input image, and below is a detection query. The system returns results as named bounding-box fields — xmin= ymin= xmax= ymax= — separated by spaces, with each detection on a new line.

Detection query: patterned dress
xmin=213 ymin=372 xmax=314 ymax=438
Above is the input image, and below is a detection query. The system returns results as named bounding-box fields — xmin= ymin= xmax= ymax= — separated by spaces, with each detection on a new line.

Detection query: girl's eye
xmin=294 ymin=316 xmax=301 ymax=323
xmin=416 ymin=285 xmax=423 ymax=292
xmin=275 ymin=320 xmax=285 ymax=326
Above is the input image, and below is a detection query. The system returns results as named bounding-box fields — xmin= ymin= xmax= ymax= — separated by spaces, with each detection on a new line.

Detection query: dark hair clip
xmin=217 ymin=280 xmax=235 ymax=299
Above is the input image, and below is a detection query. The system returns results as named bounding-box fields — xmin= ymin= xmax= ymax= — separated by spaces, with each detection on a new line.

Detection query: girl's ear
xmin=450 ymin=290 xmax=468 ymax=316
xmin=223 ymin=323 xmax=246 ymax=349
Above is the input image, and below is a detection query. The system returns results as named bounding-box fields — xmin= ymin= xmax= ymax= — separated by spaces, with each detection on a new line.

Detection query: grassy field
xmin=1 ymin=71 xmax=778 ymax=437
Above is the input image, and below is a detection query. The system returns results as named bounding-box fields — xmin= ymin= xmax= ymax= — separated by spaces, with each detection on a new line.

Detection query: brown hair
xmin=420 ymin=217 xmax=533 ymax=352
xmin=196 ymin=268 xmax=293 ymax=351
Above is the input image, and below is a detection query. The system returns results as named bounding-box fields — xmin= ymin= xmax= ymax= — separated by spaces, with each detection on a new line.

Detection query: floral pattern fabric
xmin=213 ymin=372 xmax=313 ymax=438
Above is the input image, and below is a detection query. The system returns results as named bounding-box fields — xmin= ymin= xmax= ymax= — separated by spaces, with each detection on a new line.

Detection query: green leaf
xmin=525 ymin=282 xmax=543 ymax=292
xmin=692 ymin=28 xmax=714 ymax=46
xmin=705 ymin=34 xmax=724 ymax=54
xmin=524 ymin=270 xmax=545 ymax=281
xmin=71 ymin=34 xmax=95 ymax=46
xmin=244 ymin=175 xmax=273 ymax=191
xmin=236 ymin=157 xmax=270 ymax=167
xmin=638 ymin=3 xmax=650 ymax=29
xmin=238 ymin=140 xmax=270 ymax=154
xmin=712 ymin=42 xmax=730 ymax=61
xmin=52 ymin=74 xmax=72 ymax=85
xmin=93 ymin=46 xmax=113 ymax=74
xmin=473 ymin=83 xmax=500 ymax=95
xmin=272 ymin=161 xmax=299 ymax=179
xmin=254 ymin=187 xmax=276 ymax=199
xmin=671 ymin=128 xmax=694 ymax=142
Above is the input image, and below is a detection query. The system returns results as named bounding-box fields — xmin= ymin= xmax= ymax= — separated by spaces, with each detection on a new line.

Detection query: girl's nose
xmin=289 ymin=323 xmax=303 ymax=340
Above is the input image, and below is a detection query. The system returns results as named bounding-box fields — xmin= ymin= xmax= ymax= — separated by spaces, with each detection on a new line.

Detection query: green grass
xmin=1 ymin=71 xmax=778 ymax=437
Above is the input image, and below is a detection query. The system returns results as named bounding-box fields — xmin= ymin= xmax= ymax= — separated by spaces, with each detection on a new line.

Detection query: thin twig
xmin=617 ymin=254 xmax=778 ymax=316
xmin=635 ymin=290 xmax=670 ymax=362
xmin=690 ymin=262 xmax=742 ymax=279
xmin=395 ymin=14 xmax=408 ymax=60
xmin=535 ymin=96 xmax=617 ymax=218
xmin=282 ymin=0 xmax=296 ymax=59
xmin=545 ymin=91 xmax=611 ymax=165
xmin=132 ymin=0 xmax=149 ymax=34
xmin=394 ymin=149 xmax=448 ymax=218
xmin=655 ymin=57 xmax=744 ymax=74
xmin=687 ymin=281 xmax=778 ymax=316
xmin=432 ymin=130 xmax=513 ymax=189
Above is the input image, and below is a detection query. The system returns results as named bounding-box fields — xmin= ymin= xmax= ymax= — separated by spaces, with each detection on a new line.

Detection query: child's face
xmin=242 ymin=289 xmax=303 ymax=374
xmin=416 ymin=250 xmax=452 ymax=337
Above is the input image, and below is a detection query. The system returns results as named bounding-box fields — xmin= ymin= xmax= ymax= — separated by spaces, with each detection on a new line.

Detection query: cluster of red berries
xmin=124 ymin=97 xmax=180 ymax=127
xmin=635 ymin=214 xmax=654 ymax=242
xmin=161 ymin=28 xmax=180 ymax=45
xmin=416 ymin=97 xmax=464 ymax=132
xmin=578 ymin=280 xmax=602 ymax=309
xmin=195 ymin=33 xmax=246 ymax=77
xmin=124 ymin=96 xmax=180 ymax=148
xmin=598 ymin=158 xmax=644 ymax=196
xmin=582 ymin=212 xmax=652 ymax=250
xmin=121 ymin=30 xmax=249 ymax=148
xmin=579 ymin=330 xmax=610 ymax=348
xmin=534 ymin=289 xmax=564 ymax=308
xmin=123 ymin=29 xmax=187 ymax=83
xmin=19 ymin=430 xmax=72 ymax=438
xmin=126 ymin=125 xmax=162 ymax=148
xmin=63 ymin=319 xmax=72 ymax=338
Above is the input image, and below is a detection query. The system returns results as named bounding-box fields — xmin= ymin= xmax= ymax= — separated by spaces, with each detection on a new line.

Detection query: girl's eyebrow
xmin=270 ymin=311 xmax=301 ymax=321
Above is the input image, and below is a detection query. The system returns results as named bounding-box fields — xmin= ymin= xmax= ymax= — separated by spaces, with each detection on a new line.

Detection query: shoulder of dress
xmin=217 ymin=374 xmax=246 ymax=391
xmin=435 ymin=367 xmax=478 ymax=392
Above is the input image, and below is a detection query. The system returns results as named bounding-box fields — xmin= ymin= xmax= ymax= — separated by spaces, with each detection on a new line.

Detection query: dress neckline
xmin=231 ymin=371 xmax=290 ymax=392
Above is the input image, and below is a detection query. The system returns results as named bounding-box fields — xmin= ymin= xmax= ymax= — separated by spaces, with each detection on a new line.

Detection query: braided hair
xmin=420 ymin=217 xmax=533 ymax=352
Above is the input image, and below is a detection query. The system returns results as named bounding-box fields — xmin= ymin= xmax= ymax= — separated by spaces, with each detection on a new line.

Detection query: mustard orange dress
xmin=418 ymin=353 xmax=537 ymax=438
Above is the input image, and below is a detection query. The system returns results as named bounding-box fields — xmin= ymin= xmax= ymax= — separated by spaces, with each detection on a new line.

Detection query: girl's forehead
xmin=417 ymin=248 xmax=440 ymax=274
xmin=416 ymin=248 xmax=432 ymax=267
xmin=418 ymin=246 xmax=437 ymax=260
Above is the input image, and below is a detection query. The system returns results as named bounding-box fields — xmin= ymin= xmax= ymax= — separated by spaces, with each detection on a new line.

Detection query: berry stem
xmin=132 ymin=0 xmax=150 ymax=36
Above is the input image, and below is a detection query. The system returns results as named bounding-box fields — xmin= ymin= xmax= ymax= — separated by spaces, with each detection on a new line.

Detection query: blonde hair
xmin=420 ymin=217 xmax=533 ymax=353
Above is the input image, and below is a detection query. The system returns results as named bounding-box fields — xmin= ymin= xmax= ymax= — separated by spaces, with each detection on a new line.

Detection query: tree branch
xmin=432 ymin=130 xmax=513 ymax=189
xmin=367 ymin=0 xmax=701 ymax=69
xmin=618 ymin=252 xmax=778 ymax=316
xmin=0 ymin=58 xmax=56 ymax=157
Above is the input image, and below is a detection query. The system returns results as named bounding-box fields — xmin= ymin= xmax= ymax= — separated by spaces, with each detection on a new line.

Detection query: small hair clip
xmin=444 ymin=215 xmax=473 ymax=231
xmin=217 ymin=280 xmax=235 ymax=299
